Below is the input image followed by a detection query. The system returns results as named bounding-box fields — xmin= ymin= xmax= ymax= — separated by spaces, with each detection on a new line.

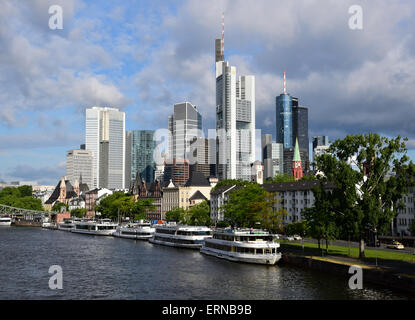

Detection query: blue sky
xmin=1 ymin=0 xmax=415 ymax=185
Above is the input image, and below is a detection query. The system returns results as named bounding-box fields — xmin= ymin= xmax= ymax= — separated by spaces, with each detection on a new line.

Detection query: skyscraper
xmin=85 ymin=107 xmax=125 ymax=189
xmin=276 ymin=72 xmax=294 ymax=149
xmin=261 ymin=134 xmax=284 ymax=180
xmin=125 ymin=130 xmax=157 ymax=187
xmin=312 ymin=136 xmax=330 ymax=165
xmin=66 ymin=149 xmax=93 ymax=189
xmin=168 ymin=102 xmax=202 ymax=161
xmin=215 ymin=14 xmax=255 ymax=181
xmin=293 ymin=105 xmax=309 ymax=171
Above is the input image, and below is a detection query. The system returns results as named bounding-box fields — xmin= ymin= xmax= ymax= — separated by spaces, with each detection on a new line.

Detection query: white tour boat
xmin=113 ymin=220 xmax=155 ymax=240
xmin=57 ymin=218 xmax=77 ymax=231
xmin=149 ymin=224 xmax=212 ymax=249
xmin=200 ymin=228 xmax=281 ymax=265
xmin=71 ymin=219 xmax=117 ymax=236
xmin=0 ymin=216 xmax=12 ymax=226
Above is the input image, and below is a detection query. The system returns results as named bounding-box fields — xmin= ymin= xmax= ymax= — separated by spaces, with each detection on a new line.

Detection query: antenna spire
xmin=283 ymin=71 xmax=287 ymax=94
xmin=221 ymin=12 xmax=224 ymax=58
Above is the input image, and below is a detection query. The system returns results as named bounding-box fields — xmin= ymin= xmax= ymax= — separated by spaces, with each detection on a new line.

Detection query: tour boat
xmin=200 ymin=228 xmax=281 ymax=265
xmin=57 ymin=218 xmax=77 ymax=231
xmin=113 ymin=220 xmax=155 ymax=240
xmin=71 ymin=219 xmax=117 ymax=236
xmin=0 ymin=216 xmax=12 ymax=226
xmin=149 ymin=224 xmax=212 ymax=249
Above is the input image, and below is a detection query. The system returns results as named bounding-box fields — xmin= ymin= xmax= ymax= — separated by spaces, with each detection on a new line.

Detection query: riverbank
xmin=279 ymin=246 xmax=415 ymax=295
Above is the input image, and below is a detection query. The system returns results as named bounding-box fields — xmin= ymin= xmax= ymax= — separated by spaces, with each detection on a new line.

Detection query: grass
xmin=279 ymin=241 xmax=415 ymax=264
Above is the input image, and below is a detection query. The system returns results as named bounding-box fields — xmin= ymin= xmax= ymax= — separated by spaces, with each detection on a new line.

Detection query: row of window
xmin=153 ymin=236 xmax=201 ymax=244
xmin=205 ymin=242 xmax=277 ymax=254
xmin=398 ymin=218 xmax=413 ymax=226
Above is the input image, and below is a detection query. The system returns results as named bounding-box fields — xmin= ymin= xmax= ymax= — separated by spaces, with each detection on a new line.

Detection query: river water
xmin=0 ymin=227 xmax=412 ymax=300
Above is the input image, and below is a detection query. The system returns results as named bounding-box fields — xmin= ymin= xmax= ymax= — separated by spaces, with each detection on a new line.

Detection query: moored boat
xmin=71 ymin=219 xmax=117 ymax=236
xmin=149 ymin=224 xmax=212 ymax=249
xmin=0 ymin=216 xmax=12 ymax=226
xmin=200 ymin=228 xmax=281 ymax=265
xmin=113 ymin=220 xmax=155 ymax=240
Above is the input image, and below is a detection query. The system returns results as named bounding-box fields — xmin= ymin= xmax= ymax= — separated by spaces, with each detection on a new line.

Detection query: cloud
xmin=8 ymin=164 xmax=65 ymax=185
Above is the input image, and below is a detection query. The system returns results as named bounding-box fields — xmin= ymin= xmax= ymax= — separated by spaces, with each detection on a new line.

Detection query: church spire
xmin=292 ymin=138 xmax=303 ymax=180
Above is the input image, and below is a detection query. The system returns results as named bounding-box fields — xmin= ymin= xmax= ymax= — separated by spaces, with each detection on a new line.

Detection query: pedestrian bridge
xmin=0 ymin=203 xmax=56 ymax=222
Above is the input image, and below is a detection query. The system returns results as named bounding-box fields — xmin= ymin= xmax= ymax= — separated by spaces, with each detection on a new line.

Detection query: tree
xmin=314 ymin=133 xmax=415 ymax=259
xmin=256 ymin=192 xmax=286 ymax=233
xmin=409 ymin=220 xmax=415 ymax=237
xmin=222 ymin=183 xmax=277 ymax=228
xmin=52 ymin=202 xmax=69 ymax=212
xmin=284 ymin=221 xmax=307 ymax=236
xmin=212 ymin=179 xmax=248 ymax=191
xmin=0 ymin=186 xmax=43 ymax=211
xmin=186 ymin=201 xmax=212 ymax=226
xmin=165 ymin=207 xmax=186 ymax=222
xmin=71 ymin=208 xmax=87 ymax=218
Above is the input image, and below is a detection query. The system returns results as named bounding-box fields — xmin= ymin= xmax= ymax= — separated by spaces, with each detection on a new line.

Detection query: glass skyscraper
xmin=126 ymin=130 xmax=157 ymax=186
xmin=276 ymin=93 xmax=293 ymax=149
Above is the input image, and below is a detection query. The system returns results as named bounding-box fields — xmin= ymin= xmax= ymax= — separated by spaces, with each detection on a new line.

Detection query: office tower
xmin=163 ymin=159 xmax=190 ymax=187
xmin=66 ymin=149 xmax=93 ymax=189
xmin=293 ymin=105 xmax=309 ymax=171
xmin=125 ymin=130 xmax=157 ymax=187
xmin=85 ymin=107 xmax=125 ymax=189
xmin=292 ymin=138 xmax=303 ymax=180
xmin=189 ymin=137 xmax=217 ymax=178
xmin=312 ymin=136 xmax=330 ymax=165
xmin=276 ymin=72 xmax=294 ymax=149
xmin=168 ymin=102 xmax=202 ymax=161
xmin=215 ymin=15 xmax=256 ymax=181
xmin=261 ymin=134 xmax=284 ymax=180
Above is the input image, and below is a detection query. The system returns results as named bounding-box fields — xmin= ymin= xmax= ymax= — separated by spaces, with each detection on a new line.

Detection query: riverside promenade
xmin=279 ymin=242 xmax=415 ymax=295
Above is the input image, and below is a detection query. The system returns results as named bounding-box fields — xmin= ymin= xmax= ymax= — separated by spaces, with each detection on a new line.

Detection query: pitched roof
xmin=184 ymin=171 xmax=210 ymax=187
xmin=45 ymin=179 xmax=76 ymax=204
xmin=189 ymin=190 xmax=208 ymax=201
xmin=210 ymin=185 xmax=243 ymax=196
xmin=293 ymin=138 xmax=301 ymax=162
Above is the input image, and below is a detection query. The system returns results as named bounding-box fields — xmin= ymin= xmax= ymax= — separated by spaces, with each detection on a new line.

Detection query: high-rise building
xmin=261 ymin=134 xmax=284 ymax=180
xmin=163 ymin=159 xmax=190 ymax=187
xmin=276 ymin=72 xmax=294 ymax=149
xmin=293 ymin=105 xmax=309 ymax=170
xmin=85 ymin=107 xmax=125 ymax=189
xmin=189 ymin=137 xmax=216 ymax=178
xmin=215 ymin=16 xmax=255 ymax=181
xmin=168 ymin=102 xmax=202 ymax=161
xmin=276 ymin=72 xmax=309 ymax=175
xmin=66 ymin=149 xmax=93 ymax=189
xmin=125 ymin=130 xmax=157 ymax=187
xmin=312 ymin=136 xmax=330 ymax=166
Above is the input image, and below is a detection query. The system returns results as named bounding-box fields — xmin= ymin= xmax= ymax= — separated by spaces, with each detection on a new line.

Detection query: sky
xmin=1 ymin=0 xmax=415 ymax=185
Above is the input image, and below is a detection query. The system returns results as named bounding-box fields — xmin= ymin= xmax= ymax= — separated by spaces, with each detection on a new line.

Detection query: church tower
xmin=292 ymin=138 xmax=303 ymax=180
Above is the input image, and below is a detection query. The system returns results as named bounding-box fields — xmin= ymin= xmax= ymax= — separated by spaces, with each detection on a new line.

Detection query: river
xmin=0 ymin=227 xmax=412 ymax=300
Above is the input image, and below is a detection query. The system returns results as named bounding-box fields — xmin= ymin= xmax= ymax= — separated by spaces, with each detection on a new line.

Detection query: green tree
xmin=186 ymin=201 xmax=212 ymax=226
xmin=222 ymin=183 xmax=276 ymax=228
xmin=314 ymin=133 xmax=415 ymax=258
xmin=52 ymin=202 xmax=69 ymax=212
xmin=284 ymin=221 xmax=307 ymax=236
xmin=256 ymin=192 xmax=286 ymax=233
xmin=165 ymin=207 xmax=186 ymax=222
xmin=212 ymin=179 xmax=249 ymax=191
xmin=409 ymin=220 xmax=415 ymax=237
xmin=71 ymin=208 xmax=87 ymax=218
xmin=17 ymin=185 xmax=33 ymax=197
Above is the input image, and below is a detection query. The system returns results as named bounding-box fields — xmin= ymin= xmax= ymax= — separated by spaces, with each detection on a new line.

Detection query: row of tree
xmin=0 ymin=185 xmax=43 ymax=211
xmin=165 ymin=201 xmax=212 ymax=226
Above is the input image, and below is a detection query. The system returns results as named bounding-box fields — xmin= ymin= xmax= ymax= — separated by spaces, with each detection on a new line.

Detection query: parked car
xmin=293 ymin=235 xmax=302 ymax=241
xmin=387 ymin=241 xmax=404 ymax=250
xmin=282 ymin=235 xmax=294 ymax=241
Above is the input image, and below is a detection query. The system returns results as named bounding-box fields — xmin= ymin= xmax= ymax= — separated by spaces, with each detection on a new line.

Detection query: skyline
xmin=1 ymin=0 xmax=415 ymax=185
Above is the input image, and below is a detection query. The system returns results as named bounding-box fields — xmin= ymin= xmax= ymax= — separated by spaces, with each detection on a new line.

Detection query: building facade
xmin=126 ymin=130 xmax=157 ymax=187
xmin=262 ymin=134 xmax=284 ymax=180
xmin=66 ymin=149 xmax=93 ymax=189
xmin=168 ymin=102 xmax=202 ymax=161
xmin=189 ymin=137 xmax=216 ymax=178
xmin=163 ymin=159 xmax=190 ymax=187
xmin=85 ymin=107 xmax=125 ymax=189
xmin=215 ymin=31 xmax=255 ymax=181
